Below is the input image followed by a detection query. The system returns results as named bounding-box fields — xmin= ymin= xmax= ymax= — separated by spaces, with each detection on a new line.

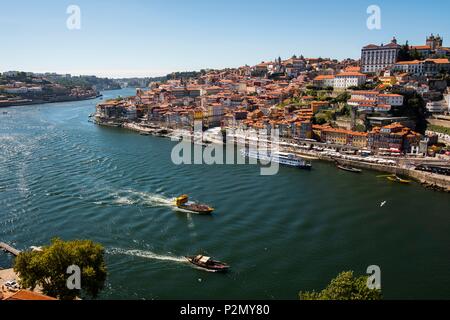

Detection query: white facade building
xmin=393 ymin=58 xmax=450 ymax=76
xmin=5 ymin=87 xmax=29 ymax=94
xmin=361 ymin=38 xmax=401 ymax=74
xmin=313 ymin=75 xmax=335 ymax=88
xmin=378 ymin=94 xmax=404 ymax=106
xmin=333 ymin=72 xmax=367 ymax=90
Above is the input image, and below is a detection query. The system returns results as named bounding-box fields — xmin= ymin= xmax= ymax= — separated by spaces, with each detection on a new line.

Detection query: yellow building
xmin=322 ymin=128 xmax=348 ymax=145
xmin=379 ymin=76 xmax=397 ymax=87
xmin=350 ymin=132 xmax=369 ymax=149
xmin=193 ymin=108 xmax=204 ymax=120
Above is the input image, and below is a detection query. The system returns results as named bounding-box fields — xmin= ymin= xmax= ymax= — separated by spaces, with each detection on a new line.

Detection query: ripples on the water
xmin=1 ymin=90 xmax=450 ymax=300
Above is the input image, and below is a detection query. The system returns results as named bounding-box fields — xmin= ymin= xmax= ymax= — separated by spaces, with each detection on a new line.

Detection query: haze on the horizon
xmin=1 ymin=0 xmax=449 ymax=78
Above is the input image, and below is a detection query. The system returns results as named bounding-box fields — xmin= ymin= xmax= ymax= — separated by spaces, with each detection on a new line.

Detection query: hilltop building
xmin=361 ymin=37 xmax=401 ymax=74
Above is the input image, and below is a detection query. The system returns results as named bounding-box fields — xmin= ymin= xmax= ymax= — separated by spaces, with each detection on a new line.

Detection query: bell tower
xmin=426 ymin=34 xmax=442 ymax=50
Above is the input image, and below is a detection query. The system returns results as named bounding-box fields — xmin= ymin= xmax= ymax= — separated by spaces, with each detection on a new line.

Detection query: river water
xmin=0 ymin=88 xmax=449 ymax=299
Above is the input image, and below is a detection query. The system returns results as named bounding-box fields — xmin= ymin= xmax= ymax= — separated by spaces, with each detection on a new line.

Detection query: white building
xmin=350 ymin=90 xmax=379 ymax=102
xmin=313 ymin=75 xmax=335 ymax=88
xmin=5 ymin=87 xmax=28 ymax=94
xmin=361 ymin=38 xmax=401 ymax=74
xmin=378 ymin=93 xmax=404 ymax=106
xmin=350 ymin=91 xmax=403 ymax=106
xmin=207 ymin=103 xmax=225 ymax=126
xmin=333 ymin=72 xmax=367 ymax=90
xmin=393 ymin=58 xmax=450 ymax=76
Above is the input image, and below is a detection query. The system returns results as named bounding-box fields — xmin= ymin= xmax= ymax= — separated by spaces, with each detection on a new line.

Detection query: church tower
xmin=426 ymin=34 xmax=443 ymax=50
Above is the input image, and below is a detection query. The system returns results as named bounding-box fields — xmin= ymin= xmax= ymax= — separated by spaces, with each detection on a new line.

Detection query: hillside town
xmin=0 ymin=71 xmax=103 ymax=107
xmin=94 ymin=34 xmax=450 ymax=189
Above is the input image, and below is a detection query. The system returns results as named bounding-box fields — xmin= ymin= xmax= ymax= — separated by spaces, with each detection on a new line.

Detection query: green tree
xmin=410 ymin=48 xmax=422 ymax=61
xmin=334 ymin=92 xmax=351 ymax=103
xmin=14 ymin=238 xmax=107 ymax=300
xmin=398 ymin=41 xmax=412 ymax=62
xmin=312 ymin=114 xmax=327 ymax=125
xmin=390 ymin=90 xmax=427 ymax=133
xmin=299 ymin=271 xmax=382 ymax=300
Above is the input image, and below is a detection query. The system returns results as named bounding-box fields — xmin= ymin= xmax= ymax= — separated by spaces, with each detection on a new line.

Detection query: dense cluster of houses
xmin=95 ymin=34 xmax=450 ymax=155
xmin=0 ymin=72 xmax=98 ymax=107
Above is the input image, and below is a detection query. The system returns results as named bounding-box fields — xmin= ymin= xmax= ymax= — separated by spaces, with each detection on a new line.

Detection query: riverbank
xmin=0 ymin=93 xmax=102 ymax=108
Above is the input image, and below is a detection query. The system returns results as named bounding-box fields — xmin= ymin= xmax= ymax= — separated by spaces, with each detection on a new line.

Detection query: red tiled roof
xmin=336 ymin=72 xmax=366 ymax=77
xmin=410 ymin=45 xmax=431 ymax=50
xmin=314 ymin=75 xmax=335 ymax=81
xmin=5 ymin=290 xmax=57 ymax=301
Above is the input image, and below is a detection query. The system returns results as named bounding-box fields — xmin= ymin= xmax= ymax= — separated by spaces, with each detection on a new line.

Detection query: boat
xmin=185 ymin=255 xmax=230 ymax=272
xmin=337 ymin=165 xmax=362 ymax=173
xmin=175 ymin=195 xmax=214 ymax=214
xmin=241 ymin=149 xmax=312 ymax=170
xmin=387 ymin=175 xmax=411 ymax=184
xmin=336 ymin=162 xmax=362 ymax=173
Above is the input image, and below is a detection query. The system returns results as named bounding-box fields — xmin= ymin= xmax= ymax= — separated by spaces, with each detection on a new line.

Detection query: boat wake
xmin=111 ymin=190 xmax=176 ymax=208
xmin=109 ymin=189 xmax=206 ymax=215
xmin=108 ymin=248 xmax=224 ymax=273
xmin=108 ymin=248 xmax=187 ymax=263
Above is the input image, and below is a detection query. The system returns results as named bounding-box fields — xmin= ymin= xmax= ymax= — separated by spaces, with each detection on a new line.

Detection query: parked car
xmin=4 ymin=280 xmax=20 ymax=290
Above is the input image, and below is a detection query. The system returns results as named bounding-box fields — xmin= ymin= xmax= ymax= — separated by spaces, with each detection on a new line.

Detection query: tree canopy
xmin=390 ymin=89 xmax=427 ymax=133
xmin=14 ymin=238 xmax=107 ymax=300
xmin=299 ymin=271 xmax=382 ymax=300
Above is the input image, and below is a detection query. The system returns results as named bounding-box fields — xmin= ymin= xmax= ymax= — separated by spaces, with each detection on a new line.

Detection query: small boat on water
xmin=175 ymin=195 xmax=214 ymax=214
xmin=387 ymin=175 xmax=411 ymax=184
xmin=337 ymin=165 xmax=362 ymax=173
xmin=185 ymin=255 xmax=230 ymax=272
xmin=336 ymin=162 xmax=362 ymax=173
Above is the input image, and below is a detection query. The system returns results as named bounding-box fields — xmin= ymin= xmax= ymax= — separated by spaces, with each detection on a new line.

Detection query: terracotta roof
xmin=363 ymin=42 xmax=400 ymax=49
xmin=5 ymin=290 xmax=57 ymax=301
xmin=344 ymin=66 xmax=361 ymax=72
xmin=351 ymin=90 xmax=379 ymax=95
xmin=379 ymin=93 xmax=403 ymax=97
xmin=425 ymin=58 xmax=449 ymax=64
xmin=314 ymin=75 xmax=335 ymax=81
xmin=336 ymin=72 xmax=366 ymax=77
xmin=396 ymin=60 xmax=421 ymax=65
xmin=410 ymin=45 xmax=431 ymax=50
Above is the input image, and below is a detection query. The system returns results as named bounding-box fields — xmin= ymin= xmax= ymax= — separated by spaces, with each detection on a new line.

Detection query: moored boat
xmin=336 ymin=162 xmax=362 ymax=173
xmin=241 ymin=149 xmax=312 ymax=170
xmin=185 ymin=255 xmax=230 ymax=272
xmin=175 ymin=195 xmax=214 ymax=214
xmin=387 ymin=175 xmax=411 ymax=184
xmin=337 ymin=165 xmax=362 ymax=173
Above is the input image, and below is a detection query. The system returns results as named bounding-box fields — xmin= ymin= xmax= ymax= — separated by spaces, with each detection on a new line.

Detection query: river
xmin=0 ymin=88 xmax=449 ymax=299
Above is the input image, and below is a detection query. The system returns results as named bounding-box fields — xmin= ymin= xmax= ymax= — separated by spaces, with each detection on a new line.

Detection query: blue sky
xmin=0 ymin=0 xmax=449 ymax=78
